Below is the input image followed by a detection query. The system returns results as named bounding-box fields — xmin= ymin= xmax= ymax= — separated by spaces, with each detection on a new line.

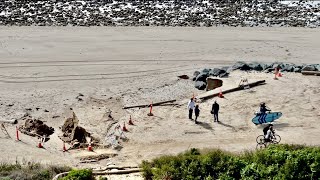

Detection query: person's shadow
xmin=217 ymin=121 xmax=236 ymax=131
xmin=196 ymin=121 xmax=213 ymax=130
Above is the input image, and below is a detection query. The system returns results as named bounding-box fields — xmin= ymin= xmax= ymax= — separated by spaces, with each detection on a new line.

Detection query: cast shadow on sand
xmin=218 ymin=121 xmax=235 ymax=129
xmin=196 ymin=121 xmax=213 ymax=131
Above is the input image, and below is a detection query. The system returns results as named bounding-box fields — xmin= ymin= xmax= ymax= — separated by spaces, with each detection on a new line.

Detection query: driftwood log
xmin=93 ymin=168 xmax=142 ymax=175
xmin=200 ymin=80 xmax=266 ymax=100
xmin=123 ymin=100 xmax=176 ymax=109
xmin=0 ymin=119 xmax=17 ymax=124
xmin=301 ymin=71 xmax=320 ymax=76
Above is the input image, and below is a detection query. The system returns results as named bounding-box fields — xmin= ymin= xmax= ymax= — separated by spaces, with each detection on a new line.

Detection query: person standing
xmin=211 ymin=100 xmax=219 ymax=122
xmin=187 ymin=98 xmax=195 ymax=120
xmin=194 ymin=105 xmax=200 ymax=124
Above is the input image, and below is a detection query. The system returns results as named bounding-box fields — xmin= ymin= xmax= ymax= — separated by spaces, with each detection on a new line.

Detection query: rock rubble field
xmin=1 ymin=0 xmax=320 ymax=27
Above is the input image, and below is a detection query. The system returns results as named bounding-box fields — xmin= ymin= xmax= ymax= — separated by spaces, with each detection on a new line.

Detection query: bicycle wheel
xmin=256 ymin=135 xmax=265 ymax=144
xmin=273 ymin=134 xmax=281 ymax=144
xmin=256 ymin=143 xmax=266 ymax=150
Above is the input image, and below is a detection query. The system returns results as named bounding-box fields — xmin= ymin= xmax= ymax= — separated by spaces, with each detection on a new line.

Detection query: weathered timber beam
xmin=93 ymin=168 xmax=142 ymax=175
xmin=123 ymin=100 xmax=176 ymax=109
xmin=301 ymin=71 xmax=320 ymax=76
xmin=200 ymin=80 xmax=266 ymax=101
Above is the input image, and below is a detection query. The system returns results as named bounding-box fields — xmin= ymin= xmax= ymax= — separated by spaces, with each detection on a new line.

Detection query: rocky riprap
xmin=193 ymin=62 xmax=320 ymax=90
xmin=0 ymin=0 xmax=320 ymax=27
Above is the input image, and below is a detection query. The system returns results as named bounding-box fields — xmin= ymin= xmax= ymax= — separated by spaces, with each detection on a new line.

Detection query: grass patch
xmin=141 ymin=144 xmax=320 ymax=180
xmin=0 ymin=162 xmax=71 ymax=180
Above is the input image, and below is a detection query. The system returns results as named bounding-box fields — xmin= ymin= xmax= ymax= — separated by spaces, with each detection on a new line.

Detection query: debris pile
xmin=19 ymin=119 xmax=54 ymax=137
xmin=59 ymin=112 xmax=93 ymax=145
xmin=193 ymin=62 xmax=320 ymax=90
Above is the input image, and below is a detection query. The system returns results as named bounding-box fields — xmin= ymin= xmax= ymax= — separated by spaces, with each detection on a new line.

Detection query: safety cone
xmin=218 ymin=89 xmax=224 ymax=98
xmin=87 ymin=143 xmax=93 ymax=151
xmin=16 ymin=126 xmax=20 ymax=141
xmin=128 ymin=115 xmax=134 ymax=125
xmin=147 ymin=102 xmax=154 ymax=116
xmin=122 ymin=122 xmax=128 ymax=132
xmin=63 ymin=142 xmax=67 ymax=152
xmin=37 ymin=139 xmax=43 ymax=148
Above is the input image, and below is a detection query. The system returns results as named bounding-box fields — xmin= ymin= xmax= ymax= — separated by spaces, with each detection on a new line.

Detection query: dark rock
xmin=248 ymin=62 xmax=264 ymax=71
xmin=302 ymin=65 xmax=316 ymax=71
xmin=195 ymin=81 xmax=207 ymax=90
xmin=218 ymin=72 xmax=229 ymax=78
xmin=293 ymin=67 xmax=301 ymax=73
xmin=195 ymin=72 xmax=208 ymax=82
xmin=209 ymin=68 xmax=225 ymax=76
xmin=232 ymin=61 xmax=252 ymax=71
xmin=44 ymin=109 xmax=49 ymax=112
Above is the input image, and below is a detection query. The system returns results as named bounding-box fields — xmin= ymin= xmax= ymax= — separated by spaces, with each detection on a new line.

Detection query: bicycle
xmin=256 ymin=131 xmax=281 ymax=149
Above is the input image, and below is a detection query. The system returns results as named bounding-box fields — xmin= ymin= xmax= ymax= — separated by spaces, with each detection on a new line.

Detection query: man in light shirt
xmin=187 ymin=98 xmax=195 ymax=120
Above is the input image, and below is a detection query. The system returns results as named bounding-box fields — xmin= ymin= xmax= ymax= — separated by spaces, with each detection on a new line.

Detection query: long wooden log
xmin=200 ymin=80 xmax=266 ymax=101
xmin=301 ymin=71 xmax=320 ymax=76
xmin=0 ymin=119 xmax=17 ymax=124
xmin=123 ymin=100 xmax=176 ymax=109
xmin=93 ymin=168 xmax=142 ymax=175
xmin=94 ymin=166 xmax=139 ymax=171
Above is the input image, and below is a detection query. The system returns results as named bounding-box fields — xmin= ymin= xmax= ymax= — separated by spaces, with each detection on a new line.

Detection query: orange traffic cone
xmin=63 ymin=142 xmax=67 ymax=152
xmin=16 ymin=126 xmax=20 ymax=141
xmin=122 ymin=122 xmax=128 ymax=132
xmin=37 ymin=139 xmax=43 ymax=148
xmin=88 ymin=143 xmax=93 ymax=151
xmin=147 ymin=102 xmax=154 ymax=116
xmin=218 ymin=89 xmax=224 ymax=98
xmin=128 ymin=115 xmax=134 ymax=125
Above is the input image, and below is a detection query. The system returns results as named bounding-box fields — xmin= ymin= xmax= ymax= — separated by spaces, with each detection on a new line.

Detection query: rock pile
xmin=19 ymin=119 xmax=55 ymax=137
xmin=193 ymin=61 xmax=320 ymax=90
xmin=59 ymin=112 xmax=93 ymax=145
xmin=0 ymin=1 xmax=319 ymax=27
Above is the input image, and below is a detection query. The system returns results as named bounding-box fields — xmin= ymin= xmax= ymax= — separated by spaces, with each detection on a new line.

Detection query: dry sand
xmin=0 ymin=27 xmax=320 ymax=179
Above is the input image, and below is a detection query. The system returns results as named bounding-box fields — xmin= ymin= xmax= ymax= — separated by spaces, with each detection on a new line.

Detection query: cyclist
xmin=264 ymin=124 xmax=274 ymax=142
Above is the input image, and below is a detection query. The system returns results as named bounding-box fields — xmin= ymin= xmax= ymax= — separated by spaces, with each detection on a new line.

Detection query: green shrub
xmin=141 ymin=144 xmax=320 ymax=179
xmin=0 ymin=162 xmax=71 ymax=180
xmin=62 ymin=169 xmax=93 ymax=180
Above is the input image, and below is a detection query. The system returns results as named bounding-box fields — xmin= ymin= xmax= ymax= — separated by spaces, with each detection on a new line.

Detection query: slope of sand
xmin=0 ymin=27 xmax=320 ymax=179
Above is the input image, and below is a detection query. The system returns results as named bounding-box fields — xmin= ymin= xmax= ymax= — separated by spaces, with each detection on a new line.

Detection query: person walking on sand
xmin=194 ymin=105 xmax=200 ymax=124
xmin=211 ymin=100 xmax=219 ymax=122
xmin=187 ymin=98 xmax=195 ymax=120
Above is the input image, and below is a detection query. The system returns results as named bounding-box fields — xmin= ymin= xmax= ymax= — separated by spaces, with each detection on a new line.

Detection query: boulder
xmin=232 ymin=61 xmax=252 ymax=71
xmin=279 ymin=63 xmax=295 ymax=72
xmin=195 ymin=72 xmax=209 ymax=82
xmin=209 ymin=68 xmax=225 ymax=76
xmin=218 ymin=72 xmax=229 ymax=78
xmin=293 ymin=67 xmax=301 ymax=73
xmin=248 ymin=62 xmax=264 ymax=71
xmin=302 ymin=65 xmax=316 ymax=71
xmin=195 ymin=81 xmax=207 ymax=90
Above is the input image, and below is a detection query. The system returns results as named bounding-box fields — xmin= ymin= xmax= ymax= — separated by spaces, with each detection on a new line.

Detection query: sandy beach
xmin=0 ymin=27 xmax=320 ymax=179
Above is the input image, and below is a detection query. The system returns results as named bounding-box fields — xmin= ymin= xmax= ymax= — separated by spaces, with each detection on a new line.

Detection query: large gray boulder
xmin=302 ymin=65 xmax=316 ymax=71
xmin=195 ymin=72 xmax=209 ymax=82
xmin=248 ymin=62 xmax=264 ymax=71
xmin=195 ymin=81 xmax=207 ymax=90
xmin=232 ymin=61 xmax=252 ymax=71
xmin=209 ymin=68 xmax=225 ymax=76
xmin=193 ymin=71 xmax=200 ymax=81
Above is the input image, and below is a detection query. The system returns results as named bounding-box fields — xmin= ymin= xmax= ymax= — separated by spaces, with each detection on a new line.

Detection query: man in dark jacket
xmin=211 ymin=101 xmax=219 ymax=122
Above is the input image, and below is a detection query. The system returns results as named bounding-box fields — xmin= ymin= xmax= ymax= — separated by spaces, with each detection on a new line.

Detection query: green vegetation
xmin=0 ymin=162 xmax=71 ymax=180
xmin=62 ymin=169 xmax=93 ymax=180
xmin=141 ymin=144 xmax=320 ymax=180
